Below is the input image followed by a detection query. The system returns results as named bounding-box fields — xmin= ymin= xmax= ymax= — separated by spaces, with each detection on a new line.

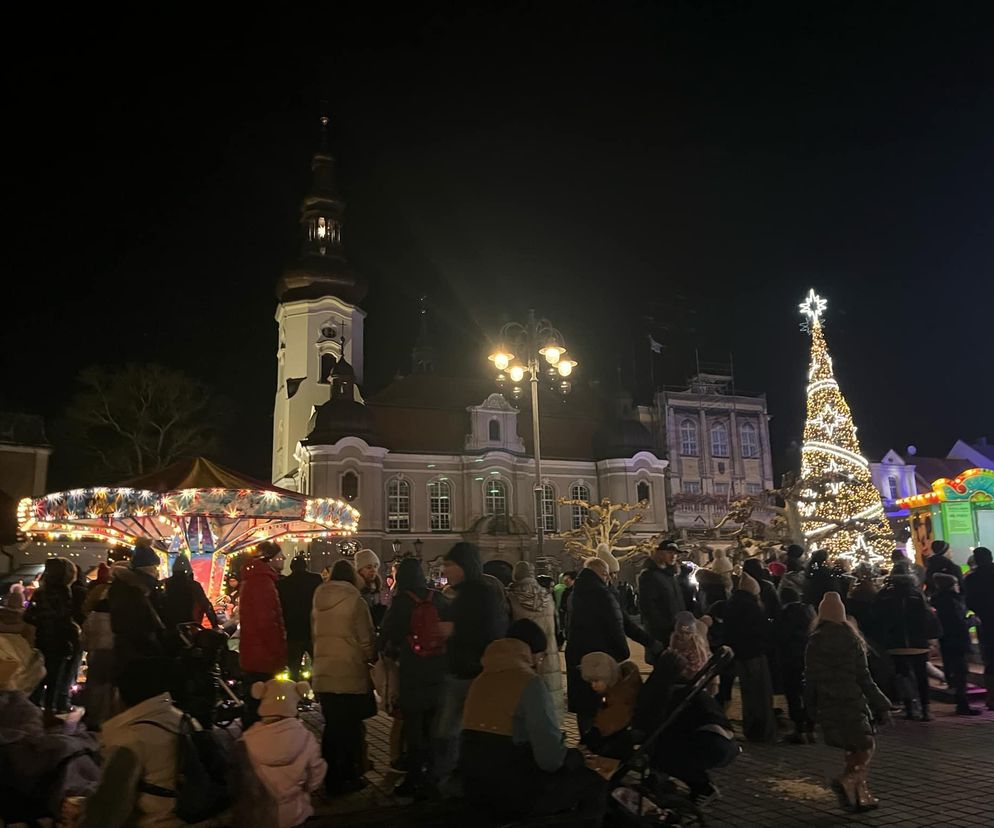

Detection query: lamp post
xmin=391 ymin=537 xmax=424 ymax=559
xmin=488 ymin=310 xmax=577 ymax=561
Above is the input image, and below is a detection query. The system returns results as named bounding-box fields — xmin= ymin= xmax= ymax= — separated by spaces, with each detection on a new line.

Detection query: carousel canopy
xmin=17 ymin=456 xmax=359 ymax=558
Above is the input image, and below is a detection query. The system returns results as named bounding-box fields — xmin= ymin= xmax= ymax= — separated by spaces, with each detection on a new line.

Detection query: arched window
xmin=387 ymin=478 xmax=410 ymax=531
xmin=319 ymin=352 xmax=336 ymax=384
xmin=540 ymin=484 xmax=557 ymax=532
xmin=740 ymin=422 xmax=759 ymax=458
xmin=485 ymin=479 xmax=508 ymax=516
xmin=428 ymin=479 xmax=452 ymax=531
xmin=636 ymin=480 xmax=650 ymax=504
xmin=710 ymin=422 xmax=729 ymax=457
xmin=489 ymin=419 xmax=501 ymax=441
xmin=570 ymin=483 xmax=590 ymax=529
xmin=680 ymin=419 xmax=698 ymax=456
xmin=341 ymin=471 xmax=359 ymax=502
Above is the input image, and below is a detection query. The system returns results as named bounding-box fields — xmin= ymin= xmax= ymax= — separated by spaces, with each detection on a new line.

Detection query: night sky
xmin=4 ymin=3 xmax=992 ymax=486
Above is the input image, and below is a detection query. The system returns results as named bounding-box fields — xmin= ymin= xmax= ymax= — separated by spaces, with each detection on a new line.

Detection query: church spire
xmin=276 ymin=114 xmax=367 ymax=304
xmin=411 ymin=296 xmax=436 ymax=374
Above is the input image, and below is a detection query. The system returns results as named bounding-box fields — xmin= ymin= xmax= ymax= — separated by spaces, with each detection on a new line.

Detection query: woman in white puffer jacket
xmin=506 ymin=560 xmax=566 ymax=725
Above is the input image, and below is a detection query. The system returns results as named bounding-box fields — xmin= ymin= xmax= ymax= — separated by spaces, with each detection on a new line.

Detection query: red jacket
xmin=238 ymin=559 xmax=287 ymax=674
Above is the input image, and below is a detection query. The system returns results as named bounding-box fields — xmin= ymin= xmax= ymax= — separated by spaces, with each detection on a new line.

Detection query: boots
xmin=853 ymin=765 xmax=879 ymax=811
xmin=831 ymin=772 xmax=858 ymax=811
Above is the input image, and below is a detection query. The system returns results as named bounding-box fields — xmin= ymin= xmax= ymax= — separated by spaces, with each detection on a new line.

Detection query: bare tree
xmin=556 ymin=497 xmax=661 ymax=566
xmin=63 ymin=363 xmax=219 ymax=479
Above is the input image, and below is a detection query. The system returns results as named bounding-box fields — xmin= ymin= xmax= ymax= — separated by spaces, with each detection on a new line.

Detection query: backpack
xmin=405 ymin=590 xmax=446 ymax=658
xmin=136 ymin=713 xmax=231 ymax=823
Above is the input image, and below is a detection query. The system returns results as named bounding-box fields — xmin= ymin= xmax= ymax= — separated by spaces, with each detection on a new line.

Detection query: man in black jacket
xmin=432 ymin=542 xmax=508 ymax=793
xmin=638 ymin=541 xmax=685 ymax=661
xmin=926 ymin=540 xmax=963 ymax=592
xmin=276 ymin=556 xmax=322 ymax=680
xmin=964 ymin=547 xmax=994 ymax=709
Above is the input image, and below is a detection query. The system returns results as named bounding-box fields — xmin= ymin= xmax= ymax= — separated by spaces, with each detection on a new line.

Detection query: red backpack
xmin=406 ymin=590 xmax=446 ymax=658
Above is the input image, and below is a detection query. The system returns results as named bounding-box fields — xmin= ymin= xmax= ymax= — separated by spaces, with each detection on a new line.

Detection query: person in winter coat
xmin=311 ymin=559 xmax=376 ymax=795
xmin=81 ymin=566 xmax=116 ymax=730
xmin=579 ymin=651 xmax=642 ymax=757
xmin=873 ymin=573 xmax=941 ymax=721
xmin=930 ymin=573 xmax=980 ymax=715
xmin=778 ymin=545 xmax=808 ymax=599
xmin=633 ymin=650 xmax=739 ymax=806
xmin=433 ymin=542 xmax=508 ymax=791
xmin=964 ymin=546 xmax=994 ymax=709
xmin=723 ymin=572 xmax=776 ymax=743
xmin=567 ymin=558 xmax=652 ymax=735
xmin=668 ymin=610 xmax=712 ymax=681
xmin=276 ymin=556 xmax=322 ymax=681
xmin=507 ymin=560 xmax=565 ymax=725
xmin=554 ymin=571 xmax=576 ymax=643
xmin=159 ymin=555 xmax=217 ymax=632
xmin=696 ymin=567 xmax=727 ymax=614
xmin=23 ymin=557 xmax=80 ymax=718
xmin=708 ymin=547 xmax=735 ymax=594
xmin=804 ymin=592 xmax=892 ymax=813
xmin=354 ymin=548 xmax=388 ymax=631
xmin=61 ymin=565 xmax=89 ymax=712
xmin=803 ymin=550 xmax=837 ymax=607
xmin=108 ymin=542 xmax=166 ymax=681
xmin=239 ymin=542 xmax=288 ymax=728
xmin=460 ymin=630 xmax=607 ymax=825
xmin=889 ymin=549 xmax=925 ymax=586
xmin=777 ymin=588 xmax=816 ymax=743
xmin=742 ymin=557 xmax=782 ymax=623
xmin=243 ymin=678 xmax=326 ymax=828
xmin=926 ymin=540 xmax=963 ymax=591
xmin=83 ymin=657 xmax=186 ymax=828
xmin=638 ymin=541 xmax=686 ymax=661
xmin=379 ymin=557 xmax=449 ymax=799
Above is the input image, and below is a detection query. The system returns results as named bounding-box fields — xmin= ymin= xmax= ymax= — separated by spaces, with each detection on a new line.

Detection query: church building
xmin=271 ymin=125 xmax=669 ymax=569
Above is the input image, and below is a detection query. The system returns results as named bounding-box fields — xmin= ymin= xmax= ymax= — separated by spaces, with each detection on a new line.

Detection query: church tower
xmin=272 ymin=117 xmax=367 ymax=489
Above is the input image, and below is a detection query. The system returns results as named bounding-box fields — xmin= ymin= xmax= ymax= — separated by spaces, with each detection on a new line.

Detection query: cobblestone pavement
xmin=304 ymin=644 xmax=994 ymax=827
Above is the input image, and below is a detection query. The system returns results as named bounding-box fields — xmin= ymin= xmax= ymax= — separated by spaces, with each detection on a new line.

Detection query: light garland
xmin=797 ymin=290 xmax=892 ymax=563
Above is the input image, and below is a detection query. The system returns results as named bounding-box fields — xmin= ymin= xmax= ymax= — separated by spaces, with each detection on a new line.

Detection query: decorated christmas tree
xmin=797 ymin=290 xmax=891 ymax=563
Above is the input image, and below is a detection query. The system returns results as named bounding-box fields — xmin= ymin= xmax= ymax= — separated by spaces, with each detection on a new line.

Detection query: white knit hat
xmin=512 ymin=560 xmax=534 ymax=581
xmin=252 ymin=678 xmax=310 ymax=719
xmin=354 ymin=548 xmax=380 ymax=571
xmin=738 ymin=571 xmax=761 ymax=596
xmin=596 ymin=542 xmax=620 ymax=574
xmin=710 ymin=548 xmax=734 ymax=575
xmin=817 ymin=591 xmax=847 ymax=625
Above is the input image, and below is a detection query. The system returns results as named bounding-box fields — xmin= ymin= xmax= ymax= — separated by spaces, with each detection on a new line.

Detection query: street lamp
xmin=488 ymin=309 xmax=578 ymax=561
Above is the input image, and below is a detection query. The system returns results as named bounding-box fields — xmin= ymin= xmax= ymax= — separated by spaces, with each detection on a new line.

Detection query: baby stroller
xmin=607 ymin=646 xmax=736 ymax=826
xmin=172 ymin=622 xmax=244 ymax=728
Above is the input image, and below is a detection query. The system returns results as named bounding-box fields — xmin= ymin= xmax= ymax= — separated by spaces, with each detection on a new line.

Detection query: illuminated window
xmin=636 ymin=480 xmax=650 ymax=504
xmin=540 ymin=484 xmax=556 ymax=532
xmin=888 ymin=476 xmax=900 ymax=500
xmin=711 ymin=422 xmax=729 ymax=457
xmin=341 ymin=471 xmax=359 ymax=502
xmin=570 ymin=483 xmax=590 ymax=528
xmin=429 ymin=480 xmax=451 ymax=531
xmin=387 ymin=479 xmax=410 ymax=531
xmin=740 ymin=422 xmax=759 ymax=458
xmin=485 ymin=480 xmax=508 ymax=516
xmin=680 ymin=419 xmax=698 ymax=456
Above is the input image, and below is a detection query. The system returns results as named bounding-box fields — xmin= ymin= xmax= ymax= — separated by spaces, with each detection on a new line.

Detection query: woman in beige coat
xmin=311 ymin=560 xmax=376 ymax=795
xmin=507 ymin=560 xmax=566 ymax=724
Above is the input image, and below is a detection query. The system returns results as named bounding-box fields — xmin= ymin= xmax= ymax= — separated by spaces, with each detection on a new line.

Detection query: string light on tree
xmin=797 ymin=289 xmax=892 ymax=563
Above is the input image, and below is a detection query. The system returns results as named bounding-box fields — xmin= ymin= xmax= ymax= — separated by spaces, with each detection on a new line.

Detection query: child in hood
xmin=667 ymin=611 xmax=712 ymax=680
xmin=579 ymin=651 xmax=642 ymax=757
xmin=243 ymin=679 xmax=327 ymax=828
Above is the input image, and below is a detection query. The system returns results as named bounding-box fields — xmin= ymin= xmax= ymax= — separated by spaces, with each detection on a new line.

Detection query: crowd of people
xmin=1 ymin=533 xmax=991 ymax=826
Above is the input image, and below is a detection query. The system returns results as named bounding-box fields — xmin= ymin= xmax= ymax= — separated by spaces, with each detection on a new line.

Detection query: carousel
xmin=16 ymin=457 xmax=359 ymax=598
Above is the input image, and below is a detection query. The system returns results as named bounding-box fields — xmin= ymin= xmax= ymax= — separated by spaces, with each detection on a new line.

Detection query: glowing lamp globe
xmin=489 ymin=348 xmax=514 ymax=371
xmin=540 ymin=344 xmax=563 ymax=365
xmin=509 ymin=364 xmax=525 ymax=383
xmin=557 ymin=359 xmax=576 ymax=377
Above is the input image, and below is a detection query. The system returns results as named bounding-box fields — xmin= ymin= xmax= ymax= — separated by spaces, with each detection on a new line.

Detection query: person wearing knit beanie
xmin=244 ymin=678 xmax=326 ymax=826
xmin=738 ymin=570 xmax=761 ymax=597
xmin=580 ymin=651 xmax=621 ymax=691
xmin=512 ymin=560 xmax=535 ymax=582
xmin=817 ymin=591 xmax=847 ymax=624
xmin=172 ymin=554 xmax=193 ymax=577
xmin=710 ymin=548 xmax=734 ymax=574
xmin=354 ymin=548 xmax=380 ymax=574
xmin=130 ymin=539 xmax=161 ymax=579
